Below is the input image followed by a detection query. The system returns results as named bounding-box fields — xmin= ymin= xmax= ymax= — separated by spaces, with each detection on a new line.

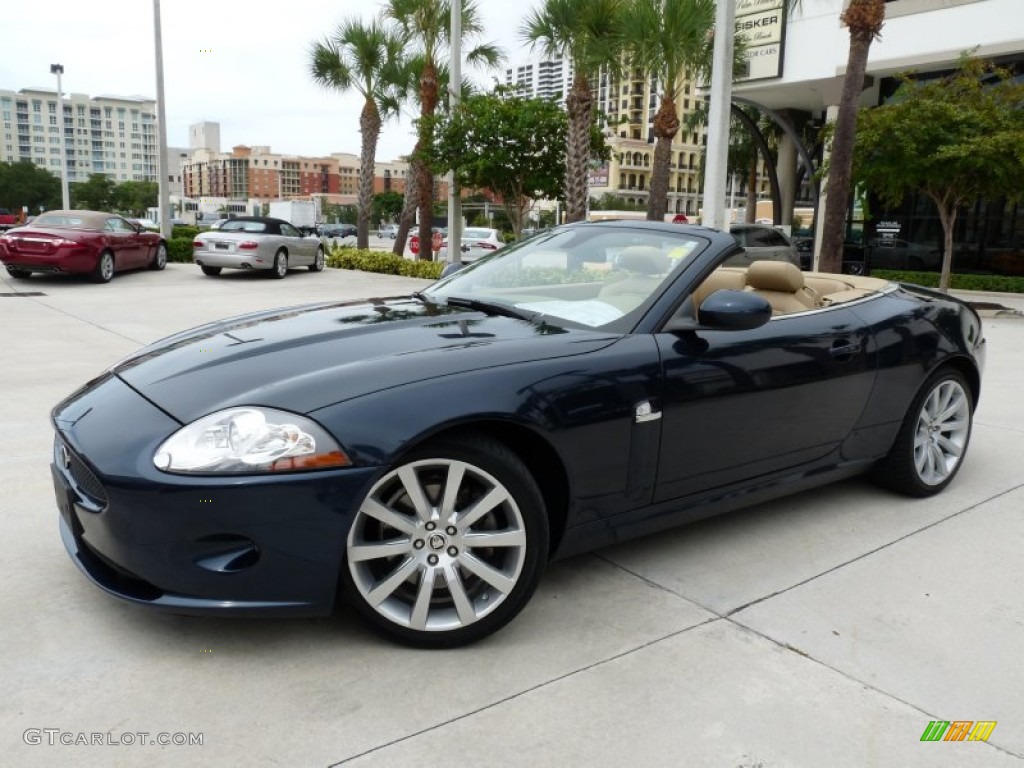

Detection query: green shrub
xmin=166 ymin=237 xmax=194 ymax=263
xmin=172 ymin=225 xmax=199 ymax=240
xmin=326 ymin=247 xmax=443 ymax=280
xmin=871 ymin=270 xmax=1024 ymax=294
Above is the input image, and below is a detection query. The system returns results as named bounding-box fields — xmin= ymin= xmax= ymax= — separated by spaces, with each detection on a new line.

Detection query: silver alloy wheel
xmin=913 ymin=378 xmax=971 ymax=485
xmin=154 ymin=243 xmax=167 ymax=269
xmin=99 ymin=252 xmax=114 ymax=281
xmin=347 ymin=458 xmax=528 ymax=633
xmin=274 ymin=250 xmax=288 ymax=277
xmin=313 ymin=248 xmax=324 ymax=271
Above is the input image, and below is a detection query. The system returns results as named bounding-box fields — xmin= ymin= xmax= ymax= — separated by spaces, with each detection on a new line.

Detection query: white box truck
xmin=268 ymin=200 xmax=318 ymax=232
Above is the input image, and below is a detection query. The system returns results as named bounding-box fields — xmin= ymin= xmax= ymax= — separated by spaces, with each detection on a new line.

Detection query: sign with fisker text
xmin=735 ymin=0 xmax=786 ymax=82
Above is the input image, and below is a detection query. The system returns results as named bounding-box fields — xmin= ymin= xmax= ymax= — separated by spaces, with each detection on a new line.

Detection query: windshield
xmin=425 ymin=224 xmax=708 ymax=332
xmin=220 ymin=220 xmax=268 ymax=233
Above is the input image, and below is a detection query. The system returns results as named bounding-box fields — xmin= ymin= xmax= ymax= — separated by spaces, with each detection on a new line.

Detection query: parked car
xmin=728 ymin=223 xmax=801 ymax=268
xmin=50 ymin=221 xmax=984 ymax=647
xmin=0 ymin=210 xmax=167 ymax=283
xmin=320 ymin=223 xmax=357 ymax=248
xmin=378 ymin=224 xmax=399 ymax=239
xmin=192 ymin=217 xmax=324 ymax=278
xmin=439 ymin=226 xmax=505 ymax=262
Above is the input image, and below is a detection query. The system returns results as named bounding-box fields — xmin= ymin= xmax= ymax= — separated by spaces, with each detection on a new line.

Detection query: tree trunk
xmin=392 ymin=165 xmax=420 ymax=257
xmin=564 ymin=73 xmax=594 ymax=223
xmin=819 ymin=0 xmax=885 ymax=274
xmin=932 ymin=192 xmax=958 ymax=293
xmin=745 ymin=156 xmax=757 ymax=223
xmin=357 ymin=97 xmax=381 ymax=251
xmin=415 ymin=60 xmax=441 ymax=260
xmin=647 ymin=94 xmax=680 ymax=222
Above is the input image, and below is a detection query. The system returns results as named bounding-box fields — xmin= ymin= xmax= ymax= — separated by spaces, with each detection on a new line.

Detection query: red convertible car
xmin=0 ymin=210 xmax=167 ymax=283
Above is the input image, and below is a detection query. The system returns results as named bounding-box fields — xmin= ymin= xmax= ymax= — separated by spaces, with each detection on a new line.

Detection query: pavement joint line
xmin=722 ymin=620 xmax=1024 ymax=761
xmin=724 ymin=480 xmax=1024 ymax=618
xmin=975 ymin=419 xmax=1024 ymax=435
xmin=10 ymin=294 xmax=148 ymax=347
xmin=326 ymin=614 xmax=722 ymax=767
xmin=600 ymin=538 xmax=1024 ymax=761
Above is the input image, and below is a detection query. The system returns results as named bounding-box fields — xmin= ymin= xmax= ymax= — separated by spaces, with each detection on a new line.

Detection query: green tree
xmin=372 ymin=191 xmax=404 ymax=224
xmin=817 ymin=0 xmax=885 ymax=273
xmin=383 ymin=0 xmax=500 ymax=259
xmin=70 ymin=173 xmax=116 ymax=211
xmin=622 ymin=0 xmax=715 ymax=222
xmin=311 ymin=18 xmax=406 ymax=249
xmin=853 ymin=57 xmax=1024 ymax=291
xmin=423 ymin=90 xmax=587 ymax=235
xmin=522 ymin=0 xmax=625 ymax=223
xmin=0 ymin=161 xmax=62 ymax=213
xmin=111 ymin=180 xmax=158 ymax=216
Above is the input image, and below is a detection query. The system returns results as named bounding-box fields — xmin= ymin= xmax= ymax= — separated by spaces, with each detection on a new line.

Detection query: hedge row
xmin=326 ymin=247 xmax=443 ymax=280
xmin=167 ymin=237 xmax=194 ymax=263
xmin=871 ymin=270 xmax=1024 ymax=294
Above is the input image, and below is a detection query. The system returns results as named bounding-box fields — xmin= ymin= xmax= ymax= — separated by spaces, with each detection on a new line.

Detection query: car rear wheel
xmin=271 ymin=249 xmax=288 ymax=279
xmin=149 ymin=242 xmax=168 ymax=270
xmin=5 ymin=267 xmax=31 ymax=279
xmin=90 ymin=251 xmax=115 ymax=283
xmin=343 ymin=435 xmax=548 ymax=648
xmin=309 ymin=247 xmax=325 ymax=272
xmin=200 ymin=266 xmax=222 ymax=276
xmin=873 ymin=367 xmax=973 ymax=496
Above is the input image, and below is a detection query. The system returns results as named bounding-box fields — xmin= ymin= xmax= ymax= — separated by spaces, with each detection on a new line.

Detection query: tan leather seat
xmin=598 ymin=246 xmax=669 ymax=312
xmin=744 ymin=260 xmax=817 ymax=315
xmin=692 ymin=267 xmax=748 ymax=310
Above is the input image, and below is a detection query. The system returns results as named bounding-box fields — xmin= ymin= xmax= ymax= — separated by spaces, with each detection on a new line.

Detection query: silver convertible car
xmin=192 ymin=217 xmax=325 ymax=278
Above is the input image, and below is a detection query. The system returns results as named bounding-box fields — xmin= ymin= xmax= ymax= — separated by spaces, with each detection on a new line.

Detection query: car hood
xmin=113 ymin=296 xmax=616 ymax=423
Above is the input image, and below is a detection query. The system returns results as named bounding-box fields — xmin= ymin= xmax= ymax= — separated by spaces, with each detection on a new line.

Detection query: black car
xmin=51 ymin=221 xmax=985 ymax=647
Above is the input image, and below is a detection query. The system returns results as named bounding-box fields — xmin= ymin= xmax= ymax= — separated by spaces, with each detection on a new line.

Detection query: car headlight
xmin=153 ymin=407 xmax=350 ymax=474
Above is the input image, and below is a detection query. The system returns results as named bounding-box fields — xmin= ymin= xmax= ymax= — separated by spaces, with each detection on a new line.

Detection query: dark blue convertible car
xmin=51 ymin=221 xmax=985 ymax=646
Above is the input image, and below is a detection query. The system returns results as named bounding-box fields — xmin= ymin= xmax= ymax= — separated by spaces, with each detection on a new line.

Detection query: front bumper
xmin=52 ymin=374 xmax=379 ymax=616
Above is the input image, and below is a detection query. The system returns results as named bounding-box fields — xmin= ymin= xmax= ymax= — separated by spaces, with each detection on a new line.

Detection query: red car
xmin=0 ymin=210 xmax=167 ymax=283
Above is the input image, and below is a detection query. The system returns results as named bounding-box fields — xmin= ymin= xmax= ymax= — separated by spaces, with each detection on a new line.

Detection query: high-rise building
xmin=505 ymin=56 xmax=573 ymax=102
xmin=0 ymin=87 xmax=158 ymax=183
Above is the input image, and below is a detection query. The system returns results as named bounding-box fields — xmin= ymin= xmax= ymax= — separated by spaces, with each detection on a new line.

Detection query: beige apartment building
xmin=0 ymin=87 xmax=159 ymax=184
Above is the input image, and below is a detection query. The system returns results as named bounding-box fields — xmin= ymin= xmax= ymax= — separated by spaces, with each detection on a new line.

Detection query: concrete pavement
xmin=1 ymin=264 xmax=1021 ymax=767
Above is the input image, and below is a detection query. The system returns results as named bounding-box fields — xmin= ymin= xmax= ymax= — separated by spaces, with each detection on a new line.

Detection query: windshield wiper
xmin=443 ymin=296 xmax=538 ymax=322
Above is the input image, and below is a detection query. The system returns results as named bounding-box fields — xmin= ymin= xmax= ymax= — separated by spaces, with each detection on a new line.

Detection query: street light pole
xmin=446 ymin=0 xmax=462 ymax=264
xmin=153 ymin=0 xmax=172 ymax=238
xmin=50 ymin=64 xmax=70 ymax=210
xmin=701 ymin=0 xmax=736 ymax=231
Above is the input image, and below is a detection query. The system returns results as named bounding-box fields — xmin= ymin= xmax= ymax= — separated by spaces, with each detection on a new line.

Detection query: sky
xmin=0 ymin=0 xmax=541 ymax=161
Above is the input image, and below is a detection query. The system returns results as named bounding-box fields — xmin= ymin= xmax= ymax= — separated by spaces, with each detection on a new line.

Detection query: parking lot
xmin=2 ymin=264 xmax=1023 ymax=767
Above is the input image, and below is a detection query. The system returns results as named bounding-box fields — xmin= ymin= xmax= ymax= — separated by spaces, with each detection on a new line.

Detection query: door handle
xmin=829 ymin=339 xmax=860 ymax=362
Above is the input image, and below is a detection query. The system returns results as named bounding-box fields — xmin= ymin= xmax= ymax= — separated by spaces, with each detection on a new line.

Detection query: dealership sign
xmin=735 ymin=0 xmax=786 ymax=82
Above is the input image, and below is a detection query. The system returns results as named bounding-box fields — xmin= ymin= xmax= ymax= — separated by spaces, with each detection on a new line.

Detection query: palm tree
xmin=522 ymin=0 xmax=625 ymax=224
xmin=622 ymin=0 xmax=715 ymax=222
xmin=383 ymin=0 xmax=500 ymax=259
xmin=817 ymin=0 xmax=885 ymax=273
xmin=310 ymin=19 xmax=406 ymax=250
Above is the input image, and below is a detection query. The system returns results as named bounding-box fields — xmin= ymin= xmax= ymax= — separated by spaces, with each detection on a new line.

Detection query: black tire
xmin=149 ymin=242 xmax=168 ymax=271
xmin=200 ymin=265 xmax=222 ymax=276
xmin=6 ymin=267 xmax=31 ymax=279
xmin=872 ymin=367 xmax=974 ymax=497
xmin=90 ymin=250 xmax=115 ymax=283
xmin=309 ymin=246 xmax=325 ymax=272
xmin=342 ymin=434 xmax=549 ymax=648
xmin=270 ymin=249 xmax=288 ymax=279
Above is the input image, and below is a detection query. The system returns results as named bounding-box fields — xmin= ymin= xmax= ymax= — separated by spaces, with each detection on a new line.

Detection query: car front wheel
xmin=271 ymin=249 xmax=288 ymax=279
xmin=90 ymin=251 xmax=115 ymax=283
xmin=343 ymin=435 xmax=548 ymax=648
xmin=200 ymin=265 xmax=222 ymax=276
xmin=149 ymin=242 xmax=168 ymax=270
xmin=309 ymin=247 xmax=325 ymax=272
xmin=873 ymin=367 xmax=974 ymax=496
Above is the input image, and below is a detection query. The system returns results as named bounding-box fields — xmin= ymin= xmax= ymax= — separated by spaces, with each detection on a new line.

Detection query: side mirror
xmin=665 ymin=289 xmax=771 ymax=332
